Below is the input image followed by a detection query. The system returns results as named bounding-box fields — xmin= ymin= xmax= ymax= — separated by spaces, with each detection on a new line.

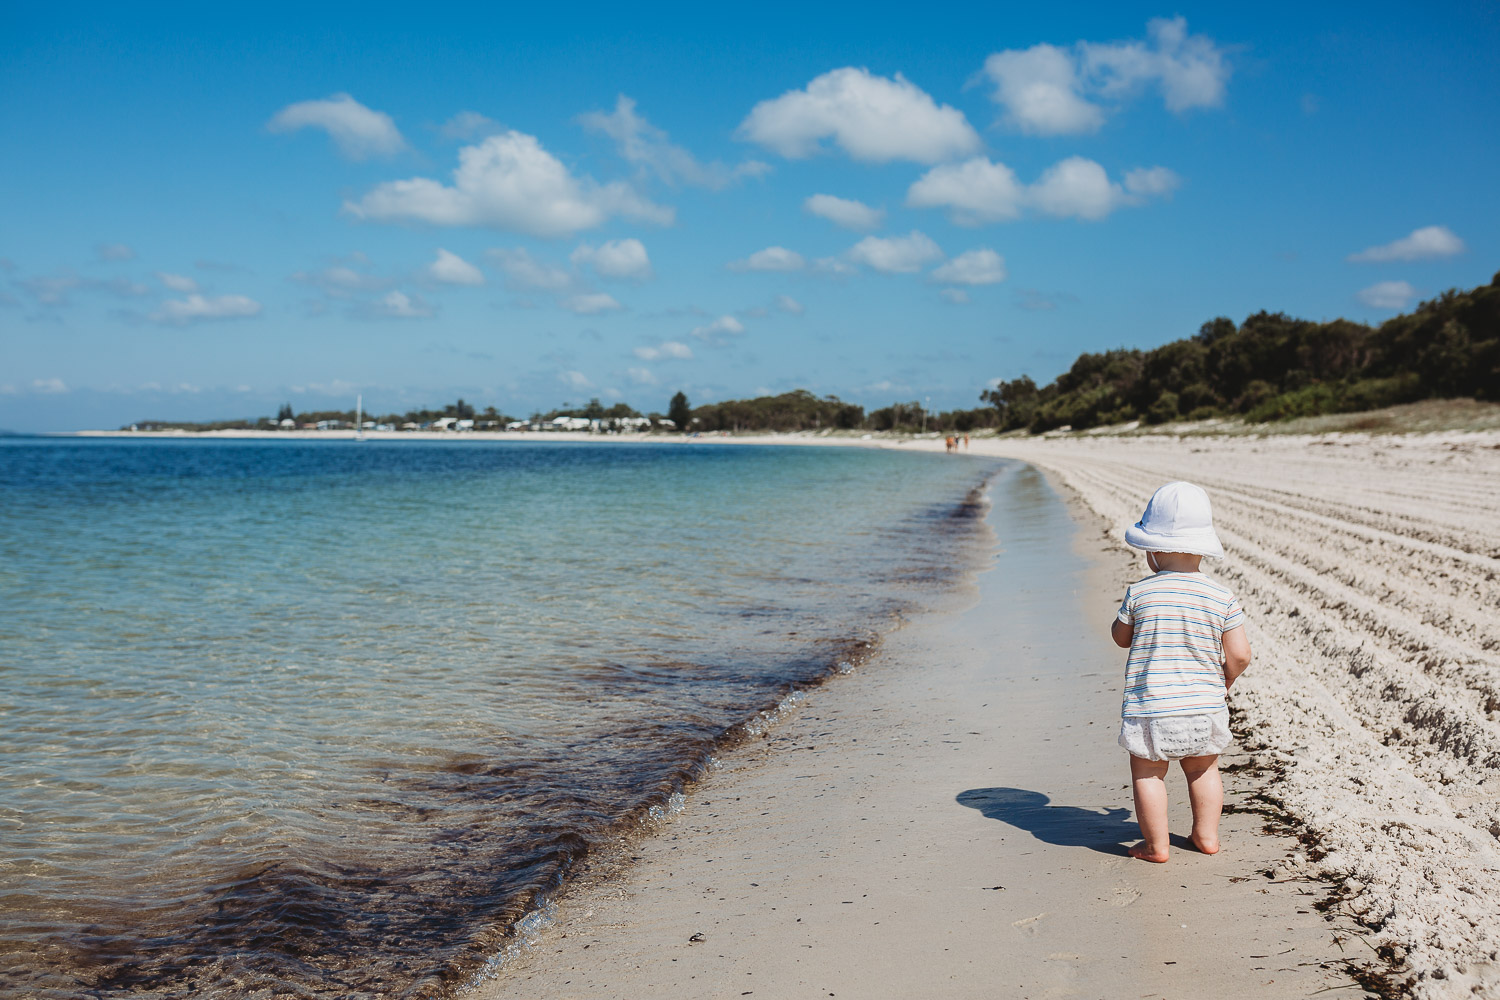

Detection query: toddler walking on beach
xmin=1110 ymin=482 xmax=1252 ymax=863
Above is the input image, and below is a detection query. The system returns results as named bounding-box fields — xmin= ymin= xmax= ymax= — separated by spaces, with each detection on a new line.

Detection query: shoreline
xmin=468 ymin=460 xmax=1371 ymax=999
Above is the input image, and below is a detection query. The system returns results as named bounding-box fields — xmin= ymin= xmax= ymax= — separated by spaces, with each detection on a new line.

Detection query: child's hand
xmin=1111 ymin=619 xmax=1134 ymax=648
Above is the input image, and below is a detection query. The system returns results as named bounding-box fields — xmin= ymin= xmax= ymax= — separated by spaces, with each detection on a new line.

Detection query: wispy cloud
xmin=580 ymin=95 xmax=769 ymax=189
xmin=561 ymin=292 xmax=622 ymax=315
xmin=149 ymin=293 xmax=263 ymax=325
xmin=268 ymin=93 xmax=407 ymax=159
xmin=803 ymin=194 xmax=885 ymax=231
xmin=729 ymin=246 xmax=805 ymax=272
xmin=633 ymin=340 xmax=694 ymax=361
xmin=1348 ymin=225 xmax=1465 ymax=263
xmin=1356 ymin=280 xmax=1417 ymax=310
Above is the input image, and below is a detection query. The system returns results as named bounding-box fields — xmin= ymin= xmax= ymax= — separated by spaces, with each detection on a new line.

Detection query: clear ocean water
xmin=0 ymin=438 xmax=998 ymax=998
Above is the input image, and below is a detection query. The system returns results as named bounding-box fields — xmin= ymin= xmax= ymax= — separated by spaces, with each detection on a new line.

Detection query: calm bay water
xmin=0 ymin=439 xmax=997 ymax=998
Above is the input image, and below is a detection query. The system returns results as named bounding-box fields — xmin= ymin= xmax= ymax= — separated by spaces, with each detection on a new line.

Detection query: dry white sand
xmin=942 ymin=431 xmax=1500 ymax=999
xmin=471 ymin=460 xmax=1371 ymax=1000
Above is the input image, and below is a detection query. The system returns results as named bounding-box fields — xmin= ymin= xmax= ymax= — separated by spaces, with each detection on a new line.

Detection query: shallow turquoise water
xmin=0 ymin=439 xmax=997 ymax=998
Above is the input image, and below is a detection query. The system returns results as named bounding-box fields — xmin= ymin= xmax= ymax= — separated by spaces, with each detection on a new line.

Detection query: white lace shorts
xmin=1119 ymin=708 xmax=1232 ymax=761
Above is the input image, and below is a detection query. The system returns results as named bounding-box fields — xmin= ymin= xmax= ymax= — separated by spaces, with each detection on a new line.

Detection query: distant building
xmin=455 ymin=419 xmax=475 ymax=431
xmin=279 ymin=418 xmax=296 ymax=429
xmin=430 ymin=417 xmax=457 ymax=431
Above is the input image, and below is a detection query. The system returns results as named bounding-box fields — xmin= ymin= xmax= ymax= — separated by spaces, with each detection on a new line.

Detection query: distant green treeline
xmin=983 ymin=270 xmax=1499 ymax=433
xmin=129 ymin=271 xmax=1496 ymax=435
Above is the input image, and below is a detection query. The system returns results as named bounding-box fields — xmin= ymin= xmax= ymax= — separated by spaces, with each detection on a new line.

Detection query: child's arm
xmin=1222 ymin=625 xmax=1251 ymax=688
xmin=1110 ymin=619 xmax=1133 ymax=648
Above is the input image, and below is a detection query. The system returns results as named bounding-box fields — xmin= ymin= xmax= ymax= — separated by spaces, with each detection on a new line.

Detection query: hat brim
xmin=1124 ymin=522 xmax=1225 ymax=559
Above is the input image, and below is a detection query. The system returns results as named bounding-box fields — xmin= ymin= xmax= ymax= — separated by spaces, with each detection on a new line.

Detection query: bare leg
xmin=1128 ymin=754 xmax=1171 ymax=862
xmin=1180 ymin=754 xmax=1223 ymax=855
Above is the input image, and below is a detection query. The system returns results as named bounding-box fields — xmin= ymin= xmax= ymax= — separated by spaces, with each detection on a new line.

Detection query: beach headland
xmin=471 ymin=458 xmax=1378 ymax=999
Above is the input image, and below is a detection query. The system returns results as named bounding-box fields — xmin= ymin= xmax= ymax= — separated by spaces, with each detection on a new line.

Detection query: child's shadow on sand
xmin=957 ymin=787 xmax=1145 ymax=856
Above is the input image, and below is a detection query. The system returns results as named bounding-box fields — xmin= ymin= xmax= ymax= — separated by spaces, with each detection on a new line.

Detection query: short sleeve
xmin=1223 ymin=593 xmax=1245 ymax=632
xmin=1116 ymin=586 xmax=1133 ymax=625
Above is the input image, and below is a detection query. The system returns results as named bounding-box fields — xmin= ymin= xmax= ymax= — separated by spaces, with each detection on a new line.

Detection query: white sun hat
xmin=1124 ymin=481 xmax=1225 ymax=559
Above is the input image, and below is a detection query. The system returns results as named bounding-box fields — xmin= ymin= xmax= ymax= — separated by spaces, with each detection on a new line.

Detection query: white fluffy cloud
xmin=268 ymin=93 xmax=407 ymax=159
xmin=572 ymin=238 xmax=653 ymax=280
xmin=427 ymin=248 xmax=485 ymax=285
xmin=633 ymin=340 xmax=694 ymax=361
xmin=803 ymin=193 xmax=885 ymax=231
xmin=737 ymin=67 xmax=981 ymax=163
xmin=690 ymin=315 xmax=746 ymax=342
xmin=1349 ymin=226 xmax=1466 ymax=263
xmin=931 ymin=249 xmax=1007 ymax=285
xmin=487 ymin=248 xmax=573 ymax=291
xmin=1029 ymin=157 xmax=1125 ymax=220
xmin=149 ymin=293 xmax=262 ymax=325
xmin=1357 ymin=280 xmax=1418 ymax=310
xmin=1082 ymin=17 xmax=1231 ymax=113
xmin=562 ymin=292 xmax=623 ymax=315
xmin=559 ymin=370 xmax=594 ymax=390
xmin=982 ymin=44 xmax=1104 ymax=136
xmin=983 ymin=18 xmax=1230 ymax=135
xmin=730 ymin=246 xmax=805 ymax=272
xmin=940 ymin=288 xmax=970 ymax=305
xmin=907 ymin=158 xmax=1025 ymax=225
xmin=626 ymin=366 xmax=659 ymax=385
xmin=848 ymin=231 xmax=944 ymax=274
xmin=345 ymin=130 xmax=672 ymax=237
xmin=580 ymin=95 xmax=769 ymax=189
xmin=908 ymin=156 xmax=1177 ymax=224
xmin=776 ymin=294 xmax=805 ymax=316
xmin=157 ymin=272 xmax=199 ymax=293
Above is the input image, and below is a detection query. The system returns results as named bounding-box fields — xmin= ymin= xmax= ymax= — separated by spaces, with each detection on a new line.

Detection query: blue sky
xmin=2 ymin=2 xmax=1496 ymax=431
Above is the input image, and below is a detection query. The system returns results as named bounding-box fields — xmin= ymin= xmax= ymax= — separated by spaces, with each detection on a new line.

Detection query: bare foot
xmin=1191 ymin=833 xmax=1220 ymax=855
xmin=1128 ymin=844 xmax=1169 ymax=863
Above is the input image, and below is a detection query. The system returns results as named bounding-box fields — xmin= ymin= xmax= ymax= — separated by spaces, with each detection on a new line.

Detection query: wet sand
xmin=473 ymin=461 xmax=1367 ymax=999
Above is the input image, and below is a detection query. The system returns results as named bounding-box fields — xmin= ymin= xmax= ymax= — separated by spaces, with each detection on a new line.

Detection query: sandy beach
xmin=953 ymin=431 xmax=1500 ymax=998
xmin=470 ymin=452 xmax=1391 ymax=1000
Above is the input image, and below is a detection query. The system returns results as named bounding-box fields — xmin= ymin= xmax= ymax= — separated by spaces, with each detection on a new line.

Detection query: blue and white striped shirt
xmin=1117 ymin=571 xmax=1245 ymax=718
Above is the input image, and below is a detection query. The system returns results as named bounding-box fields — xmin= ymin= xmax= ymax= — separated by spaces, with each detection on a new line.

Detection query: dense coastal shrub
xmin=983 ymin=270 xmax=1499 ymax=432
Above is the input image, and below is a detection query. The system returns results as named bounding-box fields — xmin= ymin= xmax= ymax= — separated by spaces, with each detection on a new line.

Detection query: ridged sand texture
xmin=979 ymin=430 xmax=1500 ymax=1000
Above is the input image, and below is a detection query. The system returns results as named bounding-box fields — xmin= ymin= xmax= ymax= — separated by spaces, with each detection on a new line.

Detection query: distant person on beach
xmin=1110 ymin=482 xmax=1252 ymax=863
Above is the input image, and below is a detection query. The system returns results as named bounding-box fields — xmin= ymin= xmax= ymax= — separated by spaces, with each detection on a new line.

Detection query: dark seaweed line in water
xmin=13 ymin=474 xmax=997 ymax=1000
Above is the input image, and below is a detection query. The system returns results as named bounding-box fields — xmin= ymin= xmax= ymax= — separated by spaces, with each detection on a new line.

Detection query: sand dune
xmin=963 ymin=431 xmax=1500 ymax=998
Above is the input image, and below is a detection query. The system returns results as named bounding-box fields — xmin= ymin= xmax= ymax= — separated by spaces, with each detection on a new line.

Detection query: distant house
xmin=656 ymin=418 xmax=676 ymax=430
xmin=506 ymin=420 xmax=529 ymax=431
xmin=455 ymin=419 xmax=475 ymax=431
xmin=550 ymin=416 xmax=592 ymax=431
xmin=401 ymin=422 xmax=421 ymax=431
xmin=279 ymin=418 xmax=296 ymax=429
xmin=430 ymin=417 xmax=457 ymax=431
